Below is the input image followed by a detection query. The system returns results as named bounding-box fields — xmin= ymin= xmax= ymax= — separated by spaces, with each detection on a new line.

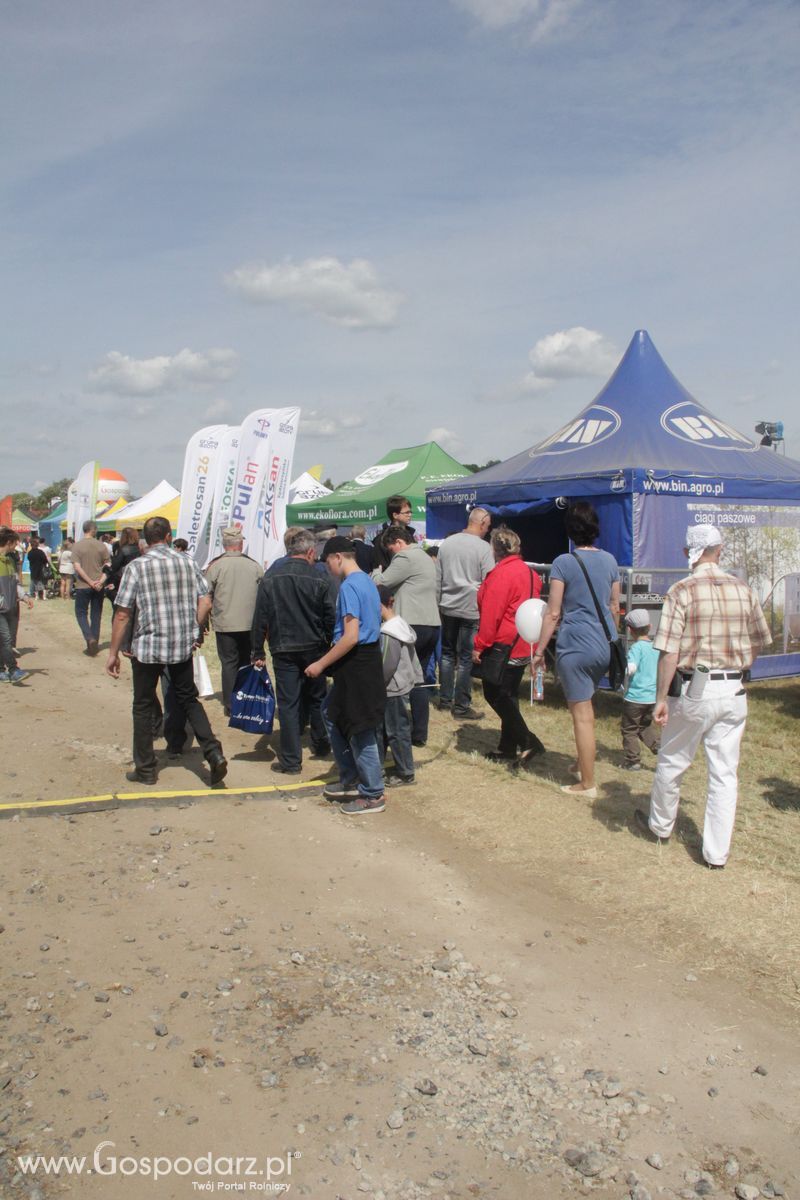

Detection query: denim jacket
xmin=251 ymin=557 xmax=336 ymax=656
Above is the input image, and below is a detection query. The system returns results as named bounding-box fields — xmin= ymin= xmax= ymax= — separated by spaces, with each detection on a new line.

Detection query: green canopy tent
xmin=285 ymin=441 xmax=470 ymax=536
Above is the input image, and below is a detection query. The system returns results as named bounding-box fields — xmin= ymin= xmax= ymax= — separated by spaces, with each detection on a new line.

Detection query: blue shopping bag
xmin=228 ymin=665 xmax=276 ymax=735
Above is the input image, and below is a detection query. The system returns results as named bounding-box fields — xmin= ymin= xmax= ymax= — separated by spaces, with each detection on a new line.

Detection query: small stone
xmin=658 ymin=1064 xmax=669 ymax=1074
xmin=762 ymin=1181 xmax=784 ymax=1197
xmin=386 ymin=1110 xmax=404 ymax=1130
xmin=694 ymin=1178 xmax=715 ymax=1195
xmin=564 ymin=1148 xmax=584 ymax=1168
xmin=631 ymin=1186 xmax=652 ymax=1200
xmin=724 ymin=1158 xmax=740 ymax=1178
xmin=468 ymin=1036 xmax=488 ymax=1057
xmin=290 ymin=952 xmax=305 ymax=966
xmin=154 ymin=1023 xmax=168 ymax=1037
xmin=94 ymin=992 xmax=110 ymax=1003
xmin=753 ymin=1064 xmax=768 ymax=1076
xmin=576 ymin=1151 xmax=604 ymax=1178
xmin=178 ymin=880 xmax=189 ymax=888
xmin=432 ymin=955 xmax=454 ymax=973
xmin=498 ymin=1002 xmax=518 ymax=1018
xmin=706 ymin=1054 xmax=717 ymax=1065
xmin=39 ymin=943 xmax=50 ymax=951
xmin=646 ymin=1153 xmax=664 ymax=1170
xmin=192 ymin=1054 xmax=207 ymax=1069
xmin=287 ymin=804 xmax=298 ymax=812
xmin=260 ymin=1072 xmax=278 ymax=1089
xmin=149 ymin=824 xmax=163 ymax=835
xmin=602 ymin=1080 xmax=622 ymax=1098
xmin=707 ymin=1086 xmax=719 ymax=1098
xmin=734 ymin=1186 xmax=760 ymax=1200
xmin=415 ymin=1079 xmax=438 ymax=1096
xmin=685 ymin=972 xmax=698 ymax=982
xmin=26 ymin=997 xmax=41 ymax=1012
xmin=87 ymin=1088 xmax=107 ymax=1101
xmin=216 ymin=980 xmax=233 ymax=993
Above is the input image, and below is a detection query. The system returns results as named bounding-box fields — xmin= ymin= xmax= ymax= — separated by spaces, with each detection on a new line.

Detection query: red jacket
xmin=475 ymin=555 xmax=542 ymax=659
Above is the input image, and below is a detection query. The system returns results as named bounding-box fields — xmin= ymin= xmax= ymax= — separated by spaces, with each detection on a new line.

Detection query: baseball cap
xmin=320 ymin=535 xmax=355 ymax=560
xmin=624 ymin=608 xmax=651 ymax=630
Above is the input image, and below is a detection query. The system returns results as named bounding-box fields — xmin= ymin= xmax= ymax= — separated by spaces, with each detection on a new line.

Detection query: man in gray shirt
xmin=436 ymin=507 xmax=494 ymax=718
xmin=205 ymin=527 xmax=263 ymax=714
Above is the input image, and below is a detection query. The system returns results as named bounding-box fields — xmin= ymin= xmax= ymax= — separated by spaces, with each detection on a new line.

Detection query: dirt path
xmin=1 ymin=604 xmax=798 ymax=1200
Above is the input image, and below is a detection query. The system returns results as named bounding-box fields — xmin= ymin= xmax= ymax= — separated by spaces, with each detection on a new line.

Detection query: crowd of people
xmin=1 ymin=491 xmax=773 ymax=866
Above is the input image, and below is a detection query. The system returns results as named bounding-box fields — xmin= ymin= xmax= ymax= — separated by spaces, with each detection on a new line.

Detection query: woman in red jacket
xmin=473 ymin=527 xmax=544 ymax=764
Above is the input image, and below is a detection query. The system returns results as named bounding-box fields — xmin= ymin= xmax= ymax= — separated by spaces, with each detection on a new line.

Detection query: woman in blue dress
xmin=531 ymin=503 xmax=620 ymax=797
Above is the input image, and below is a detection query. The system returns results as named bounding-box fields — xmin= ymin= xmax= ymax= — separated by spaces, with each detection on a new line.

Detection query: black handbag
xmin=571 ymin=552 xmax=626 ymax=691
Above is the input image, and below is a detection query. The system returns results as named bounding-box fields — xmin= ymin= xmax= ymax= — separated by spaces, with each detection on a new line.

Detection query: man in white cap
xmin=634 ymin=523 xmax=771 ymax=868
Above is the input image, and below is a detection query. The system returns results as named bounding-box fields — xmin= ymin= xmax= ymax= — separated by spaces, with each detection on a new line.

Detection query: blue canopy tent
xmin=427 ymin=331 xmax=800 ymax=678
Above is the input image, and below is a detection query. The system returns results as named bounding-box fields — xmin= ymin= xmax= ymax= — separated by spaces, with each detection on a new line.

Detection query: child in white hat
xmin=620 ymin=609 xmax=661 ymax=771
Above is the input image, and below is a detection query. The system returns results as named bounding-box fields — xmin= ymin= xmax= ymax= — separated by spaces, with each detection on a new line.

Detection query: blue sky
xmin=2 ymin=0 xmax=798 ymax=495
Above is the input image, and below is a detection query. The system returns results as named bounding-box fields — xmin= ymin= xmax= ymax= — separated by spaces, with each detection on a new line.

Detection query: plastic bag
xmin=228 ymin=664 xmax=275 ymax=735
xmin=193 ymin=653 xmax=214 ymax=698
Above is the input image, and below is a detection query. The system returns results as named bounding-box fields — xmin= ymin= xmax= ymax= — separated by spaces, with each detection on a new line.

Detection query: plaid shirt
xmin=116 ymin=544 xmax=209 ymax=664
xmin=654 ymin=562 xmax=771 ymax=671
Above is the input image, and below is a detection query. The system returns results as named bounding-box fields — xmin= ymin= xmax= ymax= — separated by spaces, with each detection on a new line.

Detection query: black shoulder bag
xmin=479 ymin=567 xmax=536 ymax=687
xmin=571 ymin=552 xmax=627 ymax=691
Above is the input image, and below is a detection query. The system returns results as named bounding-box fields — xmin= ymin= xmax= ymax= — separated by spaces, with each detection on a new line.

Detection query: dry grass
xmin=402 ymin=676 xmax=800 ymax=1019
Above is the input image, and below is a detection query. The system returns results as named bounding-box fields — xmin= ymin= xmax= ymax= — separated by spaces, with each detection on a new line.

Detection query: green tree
xmin=462 ymin=459 xmax=500 ymax=474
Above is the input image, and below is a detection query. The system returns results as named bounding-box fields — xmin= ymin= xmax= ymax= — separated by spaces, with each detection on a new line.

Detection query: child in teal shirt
xmin=620 ymin=609 xmax=661 ymax=770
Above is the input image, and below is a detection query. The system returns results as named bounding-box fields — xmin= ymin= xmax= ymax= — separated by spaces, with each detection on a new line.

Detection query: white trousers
xmin=649 ymin=679 xmax=747 ymax=866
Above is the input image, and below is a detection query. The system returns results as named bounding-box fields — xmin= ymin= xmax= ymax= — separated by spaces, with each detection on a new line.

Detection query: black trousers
xmin=482 ymin=664 xmax=541 ymax=756
xmin=132 ymin=657 xmax=221 ymax=778
xmin=215 ymin=630 xmax=252 ymax=711
xmin=409 ymin=624 xmax=440 ymax=744
xmin=272 ymin=650 xmax=329 ymax=769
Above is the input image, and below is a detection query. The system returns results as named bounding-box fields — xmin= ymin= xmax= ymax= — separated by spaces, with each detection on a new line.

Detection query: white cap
xmin=685 ymin=524 xmax=722 ymax=568
xmin=624 ymin=608 xmax=651 ymax=630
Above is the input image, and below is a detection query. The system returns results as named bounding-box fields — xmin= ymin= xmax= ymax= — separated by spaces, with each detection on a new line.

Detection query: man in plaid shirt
xmin=106 ymin=516 xmax=227 ymax=786
xmin=635 ymin=523 xmax=771 ymax=868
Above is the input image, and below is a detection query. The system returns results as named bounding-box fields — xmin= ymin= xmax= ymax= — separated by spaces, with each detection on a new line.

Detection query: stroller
xmin=44 ymin=557 xmax=62 ymax=599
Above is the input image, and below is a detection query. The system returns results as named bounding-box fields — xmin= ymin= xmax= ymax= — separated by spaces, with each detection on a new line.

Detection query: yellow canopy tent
xmin=114 ymin=494 xmax=180 ymax=532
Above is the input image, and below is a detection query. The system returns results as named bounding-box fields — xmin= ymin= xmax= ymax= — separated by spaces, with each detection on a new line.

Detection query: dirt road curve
xmin=1 ymin=605 xmax=798 ymax=1200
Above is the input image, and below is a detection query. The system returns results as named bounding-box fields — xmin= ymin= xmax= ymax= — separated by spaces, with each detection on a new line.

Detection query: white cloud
xmin=202 ymin=397 xmax=232 ymax=420
xmin=451 ymin=0 xmax=581 ymax=41
xmin=523 ymin=327 xmax=618 ymax=392
xmin=300 ymin=410 xmax=366 ymax=438
xmin=87 ymin=348 xmax=238 ymax=396
xmin=427 ymin=426 xmax=463 ymax=453
xmin=225 ymin=257 xmax=403 ymax=329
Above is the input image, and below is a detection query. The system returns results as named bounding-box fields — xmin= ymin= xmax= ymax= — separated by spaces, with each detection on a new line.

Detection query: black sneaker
xmin=453 ymin=707 xmax=483 ymax=720
xmin=207 ymin=751 xmax=228 ymax=786
xmin=323 ymin=781 xmax=361 ymax=801
xmin=125 ymin=769 xmax=157 ymax=786
xmin=166 ymin=748 xmax=184 ymax=761
xmin=411 ymin=738 xmax=427 ymax=748
xmin=634 ymin=808 xmax=669 ymax=843
xmin=385 ymin=774 xmax=415 ymax=787
xmin=271 ymin=761 xmax=302 ymax=775
xmin=311 ymin=742 xmax=331 ymax=758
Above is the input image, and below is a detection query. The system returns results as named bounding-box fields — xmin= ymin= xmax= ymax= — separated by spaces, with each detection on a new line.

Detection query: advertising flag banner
xmin=204 ymin=425 xmax=241 ymax=566
xmin=231 ymin=407 xmax=300 ymax=567
xmin=176 ymin=425 xmax=228 ymax=561
xmin=71 ymin=461 xmax=100 ymax=540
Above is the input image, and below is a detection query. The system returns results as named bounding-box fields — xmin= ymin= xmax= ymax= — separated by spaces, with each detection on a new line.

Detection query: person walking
xmin=26 ymin=536 xmax=50 ymax=601
xmin=71 ymin=520 xmax=110 ymax=655
xmin=0 ymin=528 xmax=32 ymax=683
xmin=531 ymin=502 xmax=620 ymax=797
xmin=634 ymin=524 xmax=771 ymax=868
xmin=377 ymin=524 xmax=440 ymax=747
xmin=205 ymin=526 xmax=263 ymax=715
xmin=103 ymin=527 xmax=141 ymax=605
xmin=251 ymin=527 xmax=335 ymax=774
xmin=105 ymin=516 xmax=227 ymax=787
xmin=619 ymin=609 xmax=660 ymax=770
xmin=306 ymin=536 xmax=386 ymax=814
xmin=436 ymin=507 xmax=494 ymax=719
xmin=58 ymin=538 xmax=75 ymax=600
xmin=473 ymin=527 xmax=544 ymax=764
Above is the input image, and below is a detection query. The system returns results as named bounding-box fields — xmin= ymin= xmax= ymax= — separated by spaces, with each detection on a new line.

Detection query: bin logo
xmin=661 ymin=402 xmax=756 ymax=451
xmin=532 ymin=405 xmax=621 ymax=456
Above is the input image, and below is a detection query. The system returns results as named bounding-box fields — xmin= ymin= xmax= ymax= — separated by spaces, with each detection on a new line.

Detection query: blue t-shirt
xmin=624 ymin=638 xmax=659 ymax=704
xmin=334 ymin=571 xmax=381 ymax=645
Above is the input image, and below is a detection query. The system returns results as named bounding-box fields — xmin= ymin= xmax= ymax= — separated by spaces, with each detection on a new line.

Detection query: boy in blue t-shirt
xmin=305 ymin=537 xmax=386 ymax=815
xmin=620 ymin=609 xmax=661 ymax=770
